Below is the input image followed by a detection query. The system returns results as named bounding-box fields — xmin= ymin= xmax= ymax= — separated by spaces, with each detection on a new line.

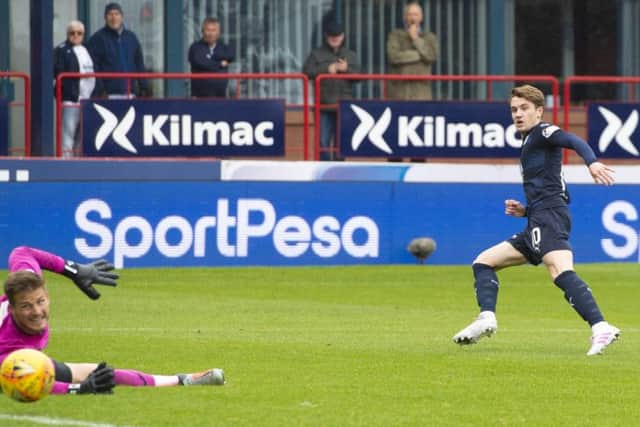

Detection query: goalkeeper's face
xmin=9 ymin=287 xmax=50 ymax=335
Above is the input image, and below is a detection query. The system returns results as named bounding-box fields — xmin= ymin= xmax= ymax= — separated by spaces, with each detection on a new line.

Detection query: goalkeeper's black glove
xmin=68 ymin=362 xmax=116 ymax=394
xmin=62 ymin=259 xmax=119 ymax=300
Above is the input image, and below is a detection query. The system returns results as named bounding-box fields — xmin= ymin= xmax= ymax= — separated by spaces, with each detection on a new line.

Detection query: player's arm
xmin=544 ymin=126 xmax=615 ymax=186
xmin=8 ymin=246 xmax=118 ymax=300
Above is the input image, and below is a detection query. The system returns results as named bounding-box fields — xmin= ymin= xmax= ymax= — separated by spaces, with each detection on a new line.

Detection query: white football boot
xmin=179 ymin=368 xmax=226 ymax=386
xmin=586 ymin=321 xmax=620 ymax=356
xmin=453 ymin=311 xmax=497 ymax=345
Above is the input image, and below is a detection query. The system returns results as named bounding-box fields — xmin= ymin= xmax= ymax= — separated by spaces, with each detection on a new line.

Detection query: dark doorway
xmin=515 ymin=0 xmax=618 ymax=103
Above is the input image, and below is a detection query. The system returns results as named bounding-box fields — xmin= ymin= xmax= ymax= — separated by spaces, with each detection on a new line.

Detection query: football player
xmin=1 ymin=246 xmax=225 ymax=394
xmin=453 ymin=84 xmax=620 ymax=356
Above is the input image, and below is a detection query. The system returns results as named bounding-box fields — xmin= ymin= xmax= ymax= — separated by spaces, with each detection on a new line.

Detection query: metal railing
xmin=0 ymin=71 xmax=31 ymax=156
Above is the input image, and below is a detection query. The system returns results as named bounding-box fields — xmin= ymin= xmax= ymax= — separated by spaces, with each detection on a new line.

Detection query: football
xmin=407 ymin=237 xmax=437 ymax=262
xmin=0 ymin=349 xmax=55 ymax=402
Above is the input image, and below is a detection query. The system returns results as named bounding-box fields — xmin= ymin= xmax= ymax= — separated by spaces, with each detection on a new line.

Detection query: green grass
xmin=1 ymin=264 xmax=639 ymax=427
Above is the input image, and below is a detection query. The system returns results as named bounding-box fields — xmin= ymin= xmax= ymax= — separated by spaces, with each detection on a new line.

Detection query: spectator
xmin=386 ymin=2 xmax=438 ymax=100
xmin=87 ymin=2 xmax=150 ymax=98
xmin=188 ymin=17 xmax=235 ymax=98
xmin=54 ymin=20 xmax=96 ymax=158
xmin=303 ymin=21 xmax=360 ymax=161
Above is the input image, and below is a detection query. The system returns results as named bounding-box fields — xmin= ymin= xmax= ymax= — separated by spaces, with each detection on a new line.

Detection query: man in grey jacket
xmin=303 ymin=21 xmax=360 ymax=161
xmin=386 ymin=2 xmax=438 ymax=100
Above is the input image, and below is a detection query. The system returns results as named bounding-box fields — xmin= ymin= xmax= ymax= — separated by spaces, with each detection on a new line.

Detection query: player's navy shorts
xmin=507 ymin=206 xmax=572 ymax=265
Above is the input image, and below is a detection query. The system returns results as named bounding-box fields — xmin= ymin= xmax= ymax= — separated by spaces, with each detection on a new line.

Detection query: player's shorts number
xmin=531 ymin=227 xmax=542 ymax=251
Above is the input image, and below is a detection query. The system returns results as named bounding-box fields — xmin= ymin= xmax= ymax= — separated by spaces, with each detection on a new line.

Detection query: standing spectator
xmin=386 ymin=2 xmax=438 ymax=100
xmin=54 ymin=21 xmax=95 ymax=158
xmin=188 ymin=17 xmax=235 ymax=98
xmin=303 ymin=21 xmax=360 ymax=161
xmin=87 ymin=2 xmax=150 ymax=98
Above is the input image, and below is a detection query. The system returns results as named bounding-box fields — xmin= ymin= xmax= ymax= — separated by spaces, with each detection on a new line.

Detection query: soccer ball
xmin=407 ymin=237 xmax=437 ymax=262
xmin=0 ymin=349 xmax=55 ymax=402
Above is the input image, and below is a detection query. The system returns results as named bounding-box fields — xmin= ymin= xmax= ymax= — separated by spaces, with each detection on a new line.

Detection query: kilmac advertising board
xmin=587 ymin=102 xmax=640 ymax=159
xmin=81 ymin=98 xmax=285 ymax=157
xmin=338 ymin=100 xmax=521 ymax=158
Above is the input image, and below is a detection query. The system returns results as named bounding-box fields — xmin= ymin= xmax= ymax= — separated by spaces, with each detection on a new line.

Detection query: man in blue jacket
xmin=87 ymin=3 xmax=150 ymax=97
xmin=188 ymin=17 xmax=235 ymax=98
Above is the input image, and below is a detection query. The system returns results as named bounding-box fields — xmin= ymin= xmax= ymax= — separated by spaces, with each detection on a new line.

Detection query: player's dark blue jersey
xmin=520 ymin=122 xmax=597 ymax=211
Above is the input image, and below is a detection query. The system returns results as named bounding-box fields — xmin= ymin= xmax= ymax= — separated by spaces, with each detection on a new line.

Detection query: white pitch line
xmin=0 ymin=413 xmax=137 ymax=427
xmin=54 ymin=327 xmax=169 ymax=332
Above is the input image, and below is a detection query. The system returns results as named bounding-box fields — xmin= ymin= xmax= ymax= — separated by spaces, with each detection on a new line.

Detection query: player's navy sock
xmin=553 ymin=270 xmax=604 ymax=326
xmin=472 ymin=263 xmax=499 ymax=312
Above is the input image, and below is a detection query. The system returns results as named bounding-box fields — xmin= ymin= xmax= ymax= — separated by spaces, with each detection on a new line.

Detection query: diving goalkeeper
xmin=1 ymin=246 xmax=225 ymax=394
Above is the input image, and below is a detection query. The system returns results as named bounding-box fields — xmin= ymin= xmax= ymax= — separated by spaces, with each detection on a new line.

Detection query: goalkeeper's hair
xmin=510 ymin=84 xmax=545 ymax=109
xmin=4 ymin=271 xmax=45 ymax=305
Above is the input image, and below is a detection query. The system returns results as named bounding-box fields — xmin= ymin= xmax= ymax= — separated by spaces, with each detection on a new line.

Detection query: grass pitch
xmin=1 ymin=264 xmax=638 ymax=427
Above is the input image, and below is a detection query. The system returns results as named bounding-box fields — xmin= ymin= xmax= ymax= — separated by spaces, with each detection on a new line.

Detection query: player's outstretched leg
xmin=453 ymin=263 xmax=499 ymax=345
xmin=553 ymin=270 xmax=621 ymax=356
xmin=178 ymin=368 xmax=226 ymax=386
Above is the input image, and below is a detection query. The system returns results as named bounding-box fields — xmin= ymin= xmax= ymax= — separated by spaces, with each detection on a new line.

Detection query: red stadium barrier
xmin=562 ymin=76 xmax=640 ymax=163
xmin=314 ymin=74 xmax=560 ymax=161
xmin=563 ymin=75 xmax=640 ymax=130
xmin=0 ymin=72 xmax=31 ymax=156
xmin=55 ymin=72 xmax=310 ymax=159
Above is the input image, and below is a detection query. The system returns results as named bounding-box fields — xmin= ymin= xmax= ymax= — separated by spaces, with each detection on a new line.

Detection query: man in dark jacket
xmin=87 ymin=2 xmax=150 ymax=97
xmin=54 ymin=20 xmax=96 ymax=157
xmin=303 ymin=21 xmax=360 ymax=160
xmin=188 ymin=17 xmax=235 ymax=98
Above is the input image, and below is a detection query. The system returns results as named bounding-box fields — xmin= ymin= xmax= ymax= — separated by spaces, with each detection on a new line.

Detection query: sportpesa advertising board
xmin=587 ymin=102 xmax=640 ymax=158
xmin=338 ymin=100 xmax=521 ymax=157
xmin=81 ymin=99 xmax=286 ymax=157
xmin=1 ymin=175 xmax=639 ymax=268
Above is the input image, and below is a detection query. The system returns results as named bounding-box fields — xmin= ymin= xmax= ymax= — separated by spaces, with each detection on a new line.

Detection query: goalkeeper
xmin=1 ymin=246 xmax=225 ymax=394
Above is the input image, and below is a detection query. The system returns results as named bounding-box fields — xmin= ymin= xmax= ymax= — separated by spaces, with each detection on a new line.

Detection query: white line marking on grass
xmin=0 ymin=413 xmax=137 ymax=427
xmin=55 ymin=327 xmax=640 ymax=333
xmin=55 ymin=327 xmax=168 ymax=332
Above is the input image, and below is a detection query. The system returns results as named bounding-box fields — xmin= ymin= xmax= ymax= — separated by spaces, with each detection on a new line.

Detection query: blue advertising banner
xmin=338 ymin=100 xmax=521 ymax=158
xmin=587 ymin=102 xmax=640 ymax=158
xmin=81 ymin=99 xmax=285 ymax=157
xmin=0 ymin=97 xmax=8 ymax=156
xmin=1 ymin=181 xmax=638 ymax=268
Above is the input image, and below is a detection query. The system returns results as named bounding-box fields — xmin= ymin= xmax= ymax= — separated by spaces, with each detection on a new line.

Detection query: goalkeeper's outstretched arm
xmin=7 ymin=246 xmax=118 ymax=299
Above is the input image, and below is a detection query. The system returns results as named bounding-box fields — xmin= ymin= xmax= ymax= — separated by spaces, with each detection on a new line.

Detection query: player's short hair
xmin=4 ymin=271 xmax=45 ymax=305
xmin=202 ymin=17 xmax=220 ymax=29
xmin=511 ymin=85 xmax=545 ymax=109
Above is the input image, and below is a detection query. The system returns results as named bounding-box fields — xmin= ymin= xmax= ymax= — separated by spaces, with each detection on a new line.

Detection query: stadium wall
xmin=1 ymin=159 xmax=639 ymax=268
